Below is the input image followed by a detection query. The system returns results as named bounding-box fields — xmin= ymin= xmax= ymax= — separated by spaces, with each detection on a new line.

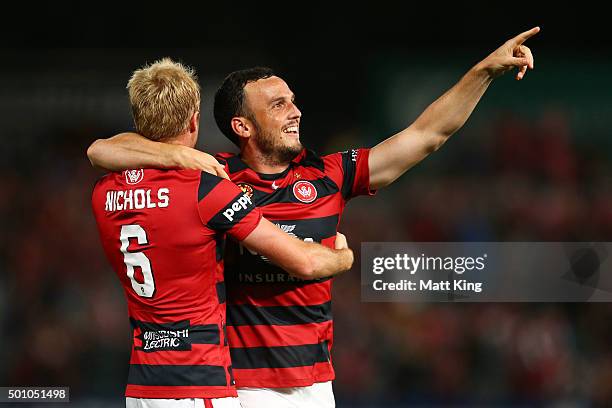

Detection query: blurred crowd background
xmin=2 ymin=10 xmax=612 ymax=407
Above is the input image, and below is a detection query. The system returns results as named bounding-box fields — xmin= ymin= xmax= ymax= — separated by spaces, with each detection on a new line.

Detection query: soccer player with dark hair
xmin=88 ymin=27 xmax=539 ymax=407
xmin=91 ymin=58 xmax=353 ymax=408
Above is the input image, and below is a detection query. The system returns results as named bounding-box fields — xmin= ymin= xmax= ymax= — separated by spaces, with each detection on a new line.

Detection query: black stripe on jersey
xmin=254 ymin=176 xmax=339 ymax=206
xmin=223 ymin=321 xmax=228 ymax=346
xmin=297 ymin=149 xmax=325 ymax=172
xmin=207 ymin=192 xmax=256 ymax=232
xmin=230 ymin=341 xmax=330 ymax=369
xmin=226 ymin=301 xmax=332 ymax=326
xmin=216 ymin=281 xmax=226 ymax=304
xmin=225 ymin=155 xmax=249 ymax=174
xmin=131 ymin=319 xmax=220 ymax=350
xmin=228 ymin=365 xmax=235 ymax=385
xmin=269 ymin=214 xmax=339 ymax=241
xmin=128 ymin=364 xmax=227 ymax=386
xmin=215 ymin=234 xmax=225 ymax=262
xmin=198 ymin=172 xmax=224 ymax=201
xmin=189 ymin=325 xmax=221 ymax=344
xmin=340 ymin=150 xmax=357 ymax=199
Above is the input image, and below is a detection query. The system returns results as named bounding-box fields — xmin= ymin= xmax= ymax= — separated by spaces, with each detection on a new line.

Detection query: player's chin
xmin=289 ymin=139 xmax=303 ymax=152
xmin=282 ymin=135 xmax=301 ymax=148
xmin=282 ymin=132 xmax=300 ymax=142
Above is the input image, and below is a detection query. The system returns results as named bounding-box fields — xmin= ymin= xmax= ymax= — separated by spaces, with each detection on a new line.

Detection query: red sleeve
xmin=196 ymin=173 xmax=262 ymax=241
xmin=324 ymin=148 xmax=376 ymax=200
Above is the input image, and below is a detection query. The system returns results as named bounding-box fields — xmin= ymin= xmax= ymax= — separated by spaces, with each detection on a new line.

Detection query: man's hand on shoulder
xmin=172 ymin=145 xmax=229 ymax=180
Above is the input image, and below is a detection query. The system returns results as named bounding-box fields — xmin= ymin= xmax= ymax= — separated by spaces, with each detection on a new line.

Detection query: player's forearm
xmin=369 ymin=66 xmax=492 ymax=189
xmin=242 ymin=218 xmax=353 ymax=280
xmin=412 ymin=64 xmax=492 ymax=145
xmin=87 ymin=132 xmax=178 ymax=171
xmin=303 ymin=243 xmax=354 ymax=279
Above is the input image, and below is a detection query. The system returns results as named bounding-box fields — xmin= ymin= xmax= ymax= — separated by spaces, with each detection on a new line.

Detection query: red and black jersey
xmin=91 ymin=169 xmax=262 ymax=399
xmin=216 ymin=148 xmax=374 ymax=388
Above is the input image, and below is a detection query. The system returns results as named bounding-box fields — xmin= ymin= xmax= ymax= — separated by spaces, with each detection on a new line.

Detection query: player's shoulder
xmin=293 ymin=149 xmax=326 ymax=171
xmin=323 ymin=148 xmax=368 ymax=164
xmin=199 ymin=170 xmax=231 ymax=184
xmin=214 ymin=152 xmax=236 ymax=169
xmin=323 ymin=148 xmax=365 ymax=158
xmin=317 ymin=149 xmax=346 ymax=173
xmin=214 ymin=152 xmax=236 ymax=161
xmin=198 ymin=171 xmax=241 ymax=202
xmin=321 ymin=150 xmax=342 ymax=161
xmin=91 ymin=172 xmax=114 ymax=201
xmin=92 ymin=171 xmax=113 ymax=187
xmin=215 ymin=152 xmax=252 ymax=176
xmin=92 ymin=170 xmax=126 ymax=192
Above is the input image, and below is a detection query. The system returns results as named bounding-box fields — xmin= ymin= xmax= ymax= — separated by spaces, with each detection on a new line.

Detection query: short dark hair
xmin=214 ymin=67 xmax=275 ymax=146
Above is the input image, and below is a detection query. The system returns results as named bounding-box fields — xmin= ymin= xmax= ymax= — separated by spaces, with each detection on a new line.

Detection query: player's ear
xmin=231 ymin=116 xmax=253 ymax=140
xmin=189 ymin=111 xmax=200 ymax=133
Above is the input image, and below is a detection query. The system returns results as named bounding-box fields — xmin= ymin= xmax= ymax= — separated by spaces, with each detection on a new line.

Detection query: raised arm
xmin=87 ymin=132 xmax=228 ymax=179
xmin=241 ymin=219 xmax=354 ymax=279
xmin=369 ymin=26 xmax=540 ymax=189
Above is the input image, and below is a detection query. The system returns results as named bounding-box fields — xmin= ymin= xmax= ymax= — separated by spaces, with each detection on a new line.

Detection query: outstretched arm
xmin=369 ymin=26 xmax=540 ymax=189
xmin=241 ymin=219 xmax=354 ymax=280
xmin=87 ymin=132 xmax=229 ymax=179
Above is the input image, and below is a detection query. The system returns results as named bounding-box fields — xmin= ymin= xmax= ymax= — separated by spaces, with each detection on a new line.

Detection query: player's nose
xmin=288 ymin=101 xmax=301 ymax=120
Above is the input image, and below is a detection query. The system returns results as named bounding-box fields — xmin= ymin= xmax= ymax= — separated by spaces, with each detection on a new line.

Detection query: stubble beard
xmin=253 ymin=121 xmax=303 ymax=166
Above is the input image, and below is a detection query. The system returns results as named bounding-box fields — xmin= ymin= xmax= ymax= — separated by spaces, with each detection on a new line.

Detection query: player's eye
xmin=271 ymin=99 xmax=285 ymax=110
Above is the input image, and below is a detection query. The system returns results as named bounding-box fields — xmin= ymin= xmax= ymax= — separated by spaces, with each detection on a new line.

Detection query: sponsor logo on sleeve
xmin=223 ymin=194 xmax=253 ymax=221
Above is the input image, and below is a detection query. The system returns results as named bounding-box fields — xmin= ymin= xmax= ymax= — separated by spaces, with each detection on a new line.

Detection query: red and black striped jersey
xmin=216 ymin=148 xmax=374 ymax=388
xmin=91 ymin=169 xmax=262 ymax=399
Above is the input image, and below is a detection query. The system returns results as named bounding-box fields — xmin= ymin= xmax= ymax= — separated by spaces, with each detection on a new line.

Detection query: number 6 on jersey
xmin=120 ymin=224 xmax=155 ymax=298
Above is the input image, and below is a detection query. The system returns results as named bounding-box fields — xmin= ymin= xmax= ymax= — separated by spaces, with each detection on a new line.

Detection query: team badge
xmin=125 ymin=169 xmax=144 ymax=185
xmin=237 ymin=182 xmax=254 ymax=198
xmin=293 ymin=180 xmax=317 ymax=203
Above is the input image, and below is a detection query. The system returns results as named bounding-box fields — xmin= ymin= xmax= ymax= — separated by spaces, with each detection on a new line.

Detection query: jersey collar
xmin=228 ymin=149 xmax=307 ymax=181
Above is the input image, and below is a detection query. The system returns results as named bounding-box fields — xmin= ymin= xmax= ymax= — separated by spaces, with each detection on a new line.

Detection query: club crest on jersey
xmin=293 ymin=180 xmax=317 ymax=203
xmin=125 ymin=169 xmax=144 ymax=185
xmin=237 ymin=183 xmax=254 ymax=198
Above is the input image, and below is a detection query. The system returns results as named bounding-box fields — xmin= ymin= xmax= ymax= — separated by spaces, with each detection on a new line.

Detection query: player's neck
xmin=165 ymin=131 xmax=196 ymax=148
xmin=240 ymin=145 xmax=290 ymax=175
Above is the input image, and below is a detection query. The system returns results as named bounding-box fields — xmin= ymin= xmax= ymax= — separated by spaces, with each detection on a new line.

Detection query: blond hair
xmin=127 ymin=58 xmax=200 ymax=141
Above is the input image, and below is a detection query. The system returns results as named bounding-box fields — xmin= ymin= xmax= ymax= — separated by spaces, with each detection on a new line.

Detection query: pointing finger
xmin=512 ymin=26 xmax=540 ymax=45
